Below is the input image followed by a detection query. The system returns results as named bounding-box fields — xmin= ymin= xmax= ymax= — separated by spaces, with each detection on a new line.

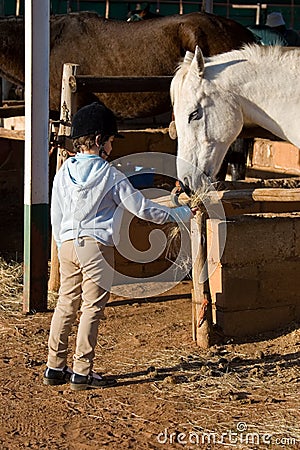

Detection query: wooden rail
xmin=0 ymin=128 xmax=25 ymax=140
xmin=0 ymin=105 xmax=25 ymax=118
xmin=69 ymin=75 xmax=172 ymax=93
xmin=154 ymin=186 xmax=300 ymax=209
xmin=49 ymin=64 xmax=300 ymax=349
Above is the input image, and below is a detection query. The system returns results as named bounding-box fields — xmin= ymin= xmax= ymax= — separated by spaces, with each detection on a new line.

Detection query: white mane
xmin=171 ymin=44 xmax=300 ymax=104
xmin=177 ymin=44 xmax=300 ymax=77
xmin=208 ymin=44 xmax=298 ymax=67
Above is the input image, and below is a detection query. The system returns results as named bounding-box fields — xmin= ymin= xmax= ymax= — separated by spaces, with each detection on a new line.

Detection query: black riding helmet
xmin=70 ymin=102 xmax=123 ymax=139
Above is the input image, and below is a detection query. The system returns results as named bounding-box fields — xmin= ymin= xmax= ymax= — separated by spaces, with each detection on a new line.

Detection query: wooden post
xmin=48 ymin=63 xmax=79 ymax=292
xmin=23 ymin=0 xmax=49 ymax=313
xmin=0 ymin=77 xmax=2 ymax=128
xmin=191 ymin=212 xmax=214 ymax=348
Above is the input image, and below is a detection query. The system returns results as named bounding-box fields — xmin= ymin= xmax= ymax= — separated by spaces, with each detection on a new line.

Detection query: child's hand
xmin=190 ymin=206 xmax=200 ymax=215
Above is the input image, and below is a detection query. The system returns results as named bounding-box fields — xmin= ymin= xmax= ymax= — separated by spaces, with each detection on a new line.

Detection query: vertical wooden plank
xmin=48 ymin=63 xmax=79 ymax=292
xmin=0 ymin=77 xmax=3 ymax=129
xmin=49 ymin=237 xmax=60 ymax=292
xmin=23 ymin=0 xmax=49 ymax=313
xmin=191 ymin=213 xmax=213 ymax=348
xmin=191 ymin=219 xmax=201 ymax=341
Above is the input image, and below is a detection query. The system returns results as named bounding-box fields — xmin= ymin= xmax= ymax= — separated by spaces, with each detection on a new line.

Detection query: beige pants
xmin=47 ymin=237 xmax=114 ymax=376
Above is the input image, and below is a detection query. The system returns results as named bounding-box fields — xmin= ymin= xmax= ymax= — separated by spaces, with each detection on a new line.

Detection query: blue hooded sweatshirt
xmin=51 ymin=154 xmax=192 ymax=248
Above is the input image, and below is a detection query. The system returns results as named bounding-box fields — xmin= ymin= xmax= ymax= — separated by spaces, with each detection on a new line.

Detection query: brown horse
xmin=0 ymin=12 xmax=256 ymax=119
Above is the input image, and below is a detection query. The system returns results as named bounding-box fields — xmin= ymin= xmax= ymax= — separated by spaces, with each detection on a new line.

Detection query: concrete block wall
xmin=0 ymin=132 xmax=177 ymax=273
xmin=248 ymin=139 xmax=300 ymax=178
xmin=112 ymin=129 xmax=176 ymax=159
xmin=112 ymin=129 xmax=177 ymax=189
xmin=3 ymin=116 xmax=25 ymax=131
xmin=113 ymin=214 xmax=172 ymax=281
xmin=207 ymin=214 xmax=300 ymax=337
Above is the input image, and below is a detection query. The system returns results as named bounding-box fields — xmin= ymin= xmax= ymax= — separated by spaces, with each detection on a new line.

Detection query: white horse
xmin=170 ymin=44 xmax=300 ymax=192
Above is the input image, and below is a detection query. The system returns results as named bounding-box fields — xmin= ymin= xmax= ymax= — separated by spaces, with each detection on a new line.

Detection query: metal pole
xmin=291 ymin=0 xmax=295 ymax=29
xmin=67 ymin=0 xmax=72 ymax=13
xmin=202 ymin=0 xmax=213 ymax=14
xmin=105 ymin=0 xmax=109 ymax=19
xmin=16 ymin=0 xmax=20 ymax=15
xmin=179 ymin=0 xmax=183 ymax=15
xmin=24 ymin=0 xmax=49 ymax=313
xmin=232 ymin=4 xmax=267 ymax=26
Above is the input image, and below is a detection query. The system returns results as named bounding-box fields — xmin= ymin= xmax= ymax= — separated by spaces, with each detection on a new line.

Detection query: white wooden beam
xmin=24 ymin=0 xmax=49 ymax=312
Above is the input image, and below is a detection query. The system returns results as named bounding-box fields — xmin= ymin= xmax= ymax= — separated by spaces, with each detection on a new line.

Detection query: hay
xmin=165 ymin=187 xmax=211 ymax=258
xmin=164 ymin=223 xmax=182 ymax=258
xmin=0 ymin=258 xmax=60 ymax=312
xmin=0 ymin=258 xmax=23 ymax=310
xmin=134 ymin=341 xmax=300 ymax=443
xmin=164 ymin=221 xmax=192 ymax=275
xmin=189 ymin=190 xmax=209 ymax=211
xmin=47 ymin=291 xmax=59 ymax=310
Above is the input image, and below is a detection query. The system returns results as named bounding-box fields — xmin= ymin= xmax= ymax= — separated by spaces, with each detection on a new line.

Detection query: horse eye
xmin=188 ymin=106 xmax=203 ymax=123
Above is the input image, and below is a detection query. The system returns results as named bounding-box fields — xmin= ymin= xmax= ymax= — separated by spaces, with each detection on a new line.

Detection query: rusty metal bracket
xmin=197 ymin=296 xmax=209 ymax=328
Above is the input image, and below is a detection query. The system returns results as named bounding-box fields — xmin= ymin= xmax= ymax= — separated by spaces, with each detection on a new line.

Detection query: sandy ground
xmin=0 ymin=276 xmax=299 ymax=450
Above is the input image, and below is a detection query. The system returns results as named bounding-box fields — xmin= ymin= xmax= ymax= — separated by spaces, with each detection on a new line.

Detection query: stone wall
xmin=207 ymin=214 xmax=300 ymax=337
xmin=248 ymin=139 xmax=300 ymax=179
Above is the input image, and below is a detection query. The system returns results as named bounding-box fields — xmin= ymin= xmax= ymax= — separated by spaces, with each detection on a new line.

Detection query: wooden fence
xmin=2 ymin=63 xmax=299 ymax=346
xmin=48 ymin=64 xmax=174 ymax=292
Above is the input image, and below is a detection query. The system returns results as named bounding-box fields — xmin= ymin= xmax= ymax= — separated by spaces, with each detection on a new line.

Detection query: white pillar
xmin=24 ymin=0 xmax=49 ymax=312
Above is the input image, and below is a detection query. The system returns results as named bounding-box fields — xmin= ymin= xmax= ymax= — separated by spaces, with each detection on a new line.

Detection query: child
xmin=44 ymin=102 xmax=193 ymax=390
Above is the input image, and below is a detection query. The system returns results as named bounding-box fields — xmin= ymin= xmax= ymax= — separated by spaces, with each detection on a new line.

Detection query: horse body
xmin=171 ymin=45 xmax=300 ymax=192
xmin=0 ymin=12 xmax=255 ymax=118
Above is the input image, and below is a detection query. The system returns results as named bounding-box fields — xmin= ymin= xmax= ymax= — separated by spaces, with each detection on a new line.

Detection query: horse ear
xmin=193 ymin=45 xmax=205 ymax=78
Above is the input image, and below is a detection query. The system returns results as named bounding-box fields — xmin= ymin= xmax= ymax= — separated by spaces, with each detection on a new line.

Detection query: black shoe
xmin=70 ymin=371 xmax=117 ymax=391
xmin=43 ymin=366 xmax=73 ymax=386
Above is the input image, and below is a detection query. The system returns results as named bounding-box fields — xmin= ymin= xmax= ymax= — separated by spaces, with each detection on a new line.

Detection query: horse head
xmin=170 ymin=46 xmax=243 ymax=193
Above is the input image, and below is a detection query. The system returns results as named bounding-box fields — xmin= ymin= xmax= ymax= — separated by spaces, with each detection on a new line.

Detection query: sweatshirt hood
xmin=66 ymin=153 xmax=108 ymax=187
xmin=60 ymin=154 xmax=116 ymax=242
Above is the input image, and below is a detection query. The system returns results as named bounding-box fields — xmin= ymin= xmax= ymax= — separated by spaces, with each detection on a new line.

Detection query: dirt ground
xmin=0 ymin=264 xmax=299 ymax=450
